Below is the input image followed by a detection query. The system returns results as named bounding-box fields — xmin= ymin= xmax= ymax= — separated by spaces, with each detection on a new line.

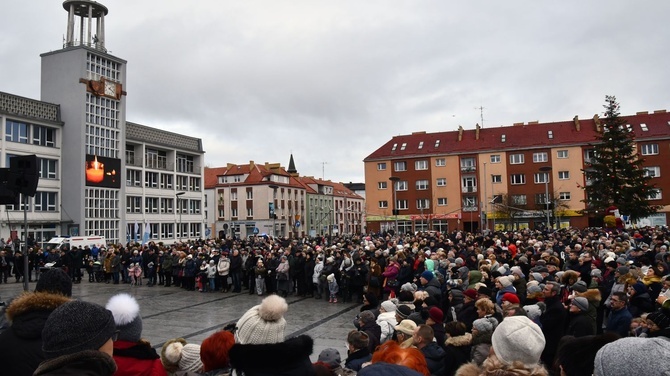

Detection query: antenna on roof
xmin=321 ymin=161 xmax=328 ymax=180
xmin=475 ymin=105 xmax=485 ymax=128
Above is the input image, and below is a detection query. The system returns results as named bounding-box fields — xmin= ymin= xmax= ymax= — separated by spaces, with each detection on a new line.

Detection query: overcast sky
xmin=2 ymin=1 xmax=669 ymax=184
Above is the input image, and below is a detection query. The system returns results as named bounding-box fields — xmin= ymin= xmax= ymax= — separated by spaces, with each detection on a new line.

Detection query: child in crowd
xmin=130 ymin=263 xmax=142 ymax=286
xmin=327 ymin=273 xmax=339 ymax=303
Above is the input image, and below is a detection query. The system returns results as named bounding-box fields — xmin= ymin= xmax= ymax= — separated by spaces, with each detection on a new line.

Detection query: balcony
xmin=460 ymin=166 xmax=476 ymax=172
xmin=125 ymin=155 xmax=143 ymax=167
xmin=462 ymin=186 xmax=477 ymax=193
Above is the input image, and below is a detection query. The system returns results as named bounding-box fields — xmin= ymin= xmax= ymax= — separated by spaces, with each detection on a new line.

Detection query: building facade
xmin=0 ymin=0 xmax=205 ymax=246
xmin=364 ymin=111 xmax=670 ymax=233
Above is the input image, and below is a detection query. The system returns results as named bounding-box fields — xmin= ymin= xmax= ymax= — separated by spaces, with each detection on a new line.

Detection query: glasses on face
xmin=610 ymin=299 xmax=622 ymax=304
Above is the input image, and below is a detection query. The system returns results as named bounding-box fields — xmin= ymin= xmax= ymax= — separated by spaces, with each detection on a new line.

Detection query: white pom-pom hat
xmin=235 ymin=294 xmax=288 ymax=345
xmin=105 ymin=293 xmax=142 ymax=342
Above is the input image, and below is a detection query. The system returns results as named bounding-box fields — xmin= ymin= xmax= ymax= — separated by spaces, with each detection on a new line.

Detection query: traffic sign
xmin=295 ymin=220 xmax=301 ymax=227
xmin=253 ymin=227 xmax=259 ymax=234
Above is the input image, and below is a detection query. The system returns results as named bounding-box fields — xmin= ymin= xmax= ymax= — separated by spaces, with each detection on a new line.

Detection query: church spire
xmin=287 ymin=154 xmax=298 ymax=176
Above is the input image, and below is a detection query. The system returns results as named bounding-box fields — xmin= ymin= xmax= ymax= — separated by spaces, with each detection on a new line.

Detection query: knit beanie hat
xmin=530 ymin=272 xmax=543 ymax=282
xmin=523 ymin=304 xmax=544 ymax=321
xmin=616 ymin=266 xmax=629 ymax=275
xmin=492 ymin=315 xmax=546 ymax=367
xmin=501 ymin=293 xmax=520 ymax=305
xmin=591 ymin=269 xmax=603 ymax=278
xmin=572 ymin=297 xmax=589 ymax=312
xmin=42 ymin=300 xmax=116 ymax=359
xmin=421 ymin=270 xmax=434 ymax=281
xmin=527 ymin=285 xmax=543 ymax=295
xmin=200 ymin=330 xmax=235 ymax=372
xmin=428 ymin=307 xmax=443 ymax=323
xmin=161 ymin=338 xmax=203 ymax=373
xmin=396 ymin=304 xmax=412 ymax=319
xmin=318 ymin=348 xmax=341 ymax=368
xmin=106 ymin=293 xmax=143 ymax=342
xmin=571 ymin=281 xmax=588 ymax=293
xmin=35 ymin=268 xmax=73 ymax=297
xmin=235 ymin=295 xmax=288 ymax=344
xmin=381 ymin=300 xmax=397 ymax=313
xmin=463 ymin=288 xmax=478 ymax=300
xmin=400 ymin=282 xmax=418 ymax=293
xmin=647 ymin=309 xmax=670 ymax=329
xmin=498 ymin=275 xmax=514 ymax=288
xmin=594 ymin=337 xmax=670 ymax=376
xmin=472 ymin=316 xmax=498 ymax=333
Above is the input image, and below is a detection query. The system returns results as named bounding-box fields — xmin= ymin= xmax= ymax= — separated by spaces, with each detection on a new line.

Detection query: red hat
xmin=501 ymin=292 xmax=520 ymax=304
xmin=428 ymin=307 xmax=444 ymax=323
xmin=463 ymin=288 xmax=478 ymax=300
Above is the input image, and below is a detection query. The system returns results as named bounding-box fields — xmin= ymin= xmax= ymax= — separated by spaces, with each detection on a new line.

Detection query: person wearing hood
xmin=467 ymin=270 xmax=483 ymax=290
xmin=0 ymin=268 xmax=72 ymax=376
xmin=627 ymin=281 xmax=654 ymax=317
xmin=229 ymin=295 xmax=315 ymax=376
xmin=443 ymin=321 xmax=472 ymax=376
xmin=413 ymin=324 xmax=445 ymax=376
xmin=493 ymin=276 xmax=516 ymax=307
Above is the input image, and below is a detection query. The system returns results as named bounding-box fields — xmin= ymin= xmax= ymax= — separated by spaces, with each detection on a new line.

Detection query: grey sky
xmin=2 ymin=1 xmax=669 ymax=183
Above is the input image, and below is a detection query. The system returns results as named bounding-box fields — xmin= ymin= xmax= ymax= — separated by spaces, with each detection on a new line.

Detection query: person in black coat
xmin=229 ymin=249 xmax=243 ymax=292
xmin=566 ymin=297 xmax=595 ymax=338
xmin=455 ymin=289 xmax=479 ymax=331
xmin=358 ymin=310 xmax=381 ymax=354
xmin=540 ymin=282 xmax=567 ymax=366
xmin=0 ymin=269 xmax=72 ymax=376
xmin=443 ymin=321 xmax=472 ymax=376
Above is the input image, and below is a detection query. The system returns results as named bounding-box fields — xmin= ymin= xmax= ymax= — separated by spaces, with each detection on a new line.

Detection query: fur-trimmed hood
xmin=455 ymin=362 xmax=482 ymax=376
xmin=576 ymin=287 xmax=602 ymax=302
xmin=229 ymin=335 xmax=314 ymax=375
xmin=446 ymin=332 xmax=472 ymax=347
xmin=6 ymin=291 xmax=71 ymax=322
xmin=471 ymin=331 xmax=492 ymax=346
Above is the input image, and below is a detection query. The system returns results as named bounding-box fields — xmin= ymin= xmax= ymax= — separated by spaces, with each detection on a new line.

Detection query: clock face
xmin=104 ymin=81 xmax=116 ymax=97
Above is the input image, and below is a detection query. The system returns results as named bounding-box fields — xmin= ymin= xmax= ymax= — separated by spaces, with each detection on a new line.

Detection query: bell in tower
xmin=62 ymin=0 xmax=109 ymax=51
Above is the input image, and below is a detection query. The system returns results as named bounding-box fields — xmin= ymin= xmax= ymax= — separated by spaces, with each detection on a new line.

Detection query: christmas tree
xmin=581 ymin=96 xmax=659 ymax=222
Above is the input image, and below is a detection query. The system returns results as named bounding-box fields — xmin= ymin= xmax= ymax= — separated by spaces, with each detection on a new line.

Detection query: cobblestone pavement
xmin=0 ymin=278 xmax=361 ymax=362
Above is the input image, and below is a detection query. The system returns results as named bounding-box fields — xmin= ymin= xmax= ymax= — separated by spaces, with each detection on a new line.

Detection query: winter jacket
xmin=229 ymin=335 xmax=315 ymax=376
xmin=376 ymin=311 xmax=397 ymax=343
xmin=470 ymin=331 xmax=492 ymax=366
xmin=423 ymin=278 xmax=442 ymax=301
xmin=207 ymin=265 xmax=218 ymax=279
xmin=605 ymin=307 xmax=632 ymax=338
xmin=360 ymin=321 xmax=382 ymax=354
xmin=313 ymin=261 xmax=324 ymax=284
xmin=33 ymin=350 xmax=117 ymax=376
xmin=183 ymin=258 xmax=197 ymax=277
xmin=218 ymin=257 xmax=231 ymax=276
xmin=566 ymin=311 xmax=595 ymax=338
xmin=0 ymin=292 xmax=71 ymax=376
xmin=112 ymin=340 xmax=167 ymax=376
xmin=540 ymin=295 xmax=567 ymax=365
xmin=456 ymin=301 xmax=478 ymax=332
xmin=444 ymin=333 xmax=472 ymax=376
xmin=421 ymin=342 xmax=446 ymax=376
xmin=358 ymin=362 xmax=424 ymax=376
xmin=344 ymin=348 xmax=372 ymax=372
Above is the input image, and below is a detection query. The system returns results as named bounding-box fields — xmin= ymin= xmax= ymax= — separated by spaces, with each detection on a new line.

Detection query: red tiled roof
xmin=204 ymin=167 xmax=226 ymax=189
xmin=364 ymin=111 xmax=670 ymax=161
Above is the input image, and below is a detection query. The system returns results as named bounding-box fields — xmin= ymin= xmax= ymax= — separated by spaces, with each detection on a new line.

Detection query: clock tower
xmin=40 ymin=0 xmax=126 ymax=242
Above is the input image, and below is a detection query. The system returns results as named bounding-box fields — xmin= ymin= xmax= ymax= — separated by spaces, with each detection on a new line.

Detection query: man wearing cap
xmin=566 ymin=297 xmax=595 ymax=337
xmin=419 ymin=270 xmax=442 ymax=301
xmin=394 ymin=319 xmax=417 ymax=349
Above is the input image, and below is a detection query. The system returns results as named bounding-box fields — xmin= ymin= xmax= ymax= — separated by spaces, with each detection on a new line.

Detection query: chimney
xmin=249 ymin=160 xmax=255 ymax=169
xmin=458 ymin=125 xmax=463 ymax=141
xmin=227 ymin=163 xmax=234 ymax=169
xmin=653 ymin=109 xmax=667 ymax=114
xmin=636 ymin=111 xmax=649 ymax=115
xmin=593 ymin=114 xmax=601 ymax=132
xmin=573 ymin=115 xmax=580 ymax=131
xmin=527 ymin=121 xmax=539 ymax=125
xmin=513 ymin=122 xmax=524 ymax=126
xmin=475 ymin=123 xmax=480 ymax=140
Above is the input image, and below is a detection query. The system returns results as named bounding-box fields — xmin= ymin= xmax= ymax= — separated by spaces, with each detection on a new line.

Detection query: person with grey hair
xmin=357 ymin=310 xmax=381 ymax=354
xmin=540 ymin=281 xmax=567 ymax=365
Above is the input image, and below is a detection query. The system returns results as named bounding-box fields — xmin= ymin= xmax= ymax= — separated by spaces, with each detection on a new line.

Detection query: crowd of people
xmin=1 ymin=225 xmax=670 ymax=375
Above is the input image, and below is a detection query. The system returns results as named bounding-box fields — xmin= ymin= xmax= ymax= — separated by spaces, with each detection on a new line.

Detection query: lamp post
xmin=269 ymin=185 xmax=278 ymax=238
xmin=389 ymin=176 xmax=400 ymax=234
xmin=539 ymin=166 xmax=552 ymax=230
xmin=483 ymin=162 xmax=487 ymax=232
xmin=176 ymin=191 xmax=185 ymax=242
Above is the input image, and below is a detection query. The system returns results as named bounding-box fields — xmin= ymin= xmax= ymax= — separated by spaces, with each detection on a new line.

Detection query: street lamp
xmin=176 ymin=191 xmax=186 ymax=241
xmin=539 ymin=166 xmax=552 ymax=230
xmin=269 ymin=185 xmax=278 ymax=238
xmin=389 ymin=176 xmax=400 ymax=234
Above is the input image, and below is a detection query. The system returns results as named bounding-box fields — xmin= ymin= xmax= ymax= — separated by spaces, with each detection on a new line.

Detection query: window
xmin=38 ymin=158 xmax=58 ymax=179
xmin=512 ymin=195 xmax=527 ymax=205
xmin=436 ymin=178 xmax=447 ymax=187
xmin=460 ymin=157 xmax=476 ymax=171
xmin=641 ymin=144 xmax=659 ymax=155
xmin=400 ymin=143 xmax=407 ymax=151
xmin=558 ymin=171 xmax=570 ymax=180
xmin=377 ymin=162 xmax=387 ymax=171
xmin=490 ymin=155 xmax=501 ymax=163
xmin=644 ymin=166 xmax=661 ymax=178
xmin=33 ymin=125 xmax=56 ymax=147
xmin=418 ymin=141 xmax=424 ymax=149
xmin=34 ymin=192 xmax=57 ymax=212
xmin=230 ymin=191 xmax=238 ymax=201
xmin=397 ymin=200 xmax=408 ymax=210
xmin=176 ymin=175 xmax=188 ymax=190
xmin=584 ymin=149 xmax=596 ymax=163
xmin=534 ymin=172 xmax=549 ymax=184
xmin=415 ymin=160 xmax=428 ymax=170
xmin=246 ymin=189 xmax=253 ymax=200
xmin=559 ymin=192 xmax=571 ymax=201
xmin=394 ymin=161 xmax=407 ymax=171
xmin=378 ymin=181 xmax=387 ymax=189
xmin=144 ymin=172 xmax=159 ymax=188
xmin=648 ymin=189 xmax=662 ymax=200
xmin=231 ymin=208 xmax=238 ymax=218
xmin=533 ymin=152 xmax=548 ymax=163
xmin=510 ymin=174 xmax=526 ymax=185
xmin=535 ymin=193 xmax=550 ymax=205
xmin=5 ymin=120 xmax=28 ymax=143
xmin=391 ymin=143 xmax=397 ymax=151
xmin=437 ymin=198 xmax=447 ymax=206
xmin=557 ymin=150 xmax=568 ymax=159
xmin=434 ymin=140 xmax=440 ymax=148
xmin=379 ymin=200 xmax=388 ymax=208
xmin=395 ymin=181 xmax=408 ymax=191
xmin=462 ymin=197 xmax=477 ymax=209
xmin=415 ymin=180 xmax=429 ymax=190
xmin=176 ymin=154 xmax=195 ymax=173
xmin=510 ymin=154 xmax=524 ymax=164
xmin=247 ymin=207 xmax=253 ymax=217
xmin=435 ymin=158 xmax=446 ymax=167
xmin=462 ymin=177 xmax=476 ymax=192
xmin=501 ymin=134 xmax=506 ymax=143
xmin=548 ymin=131 xmax=553 ymax=139
xmin=492 ymin=175 xmax=502 ymax=184
xmin=126 ymin=169 xmax=142 ymax=186
xmin=145 ymin=197 xmax=159 ymax=213
xmin=189 ymin=177 xmax=201 ymax=191
xmin=160 ymin=173 xmax=173 ymax=189
xmin=126 ymin=196 xmax=142 ymax=213
xmin=640 ymin=123 xmax=648 ymax=131
xmin=416 ymin=199 xmax=430 ymax=209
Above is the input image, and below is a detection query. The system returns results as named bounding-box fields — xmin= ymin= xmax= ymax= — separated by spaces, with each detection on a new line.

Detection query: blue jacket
xmin=606 ymin=307 xmax=632 ymax=338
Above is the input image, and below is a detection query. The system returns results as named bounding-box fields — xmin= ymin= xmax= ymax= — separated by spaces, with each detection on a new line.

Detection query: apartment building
xmin=364 ymin=111 xmax=670 ymax=233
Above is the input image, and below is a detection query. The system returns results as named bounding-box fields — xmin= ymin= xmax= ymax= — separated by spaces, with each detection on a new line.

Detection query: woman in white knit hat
xmin=229 ymin=295 xmax=314 ymax=376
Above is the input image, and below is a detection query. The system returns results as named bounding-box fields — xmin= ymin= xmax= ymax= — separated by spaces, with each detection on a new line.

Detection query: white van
xmin=45 ymin=235 xmax=107 ymax=250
